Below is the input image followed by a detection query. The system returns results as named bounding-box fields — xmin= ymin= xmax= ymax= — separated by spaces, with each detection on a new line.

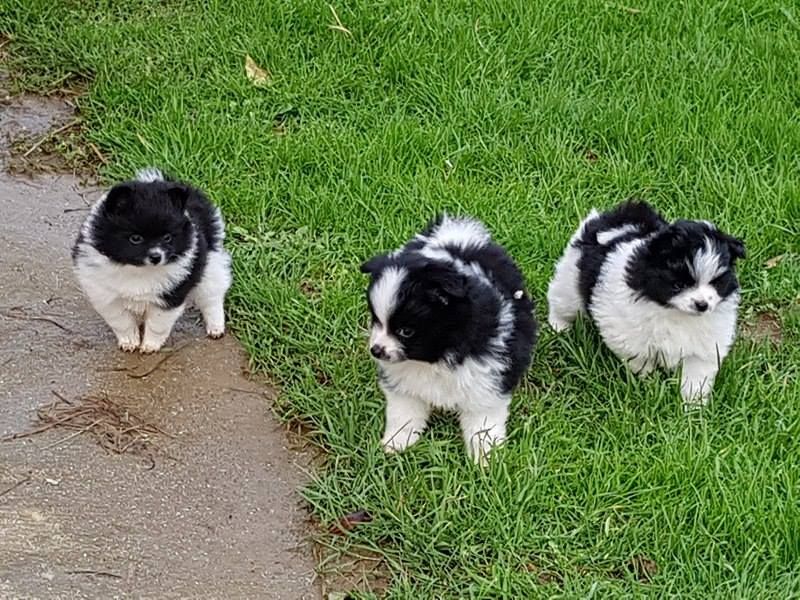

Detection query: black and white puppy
xmin=361 ymin=216 xmax=537 ymax=463
xmin=72 ymin=168 xmax=232 ymax=353
xmin=547 ymin=200 xmax=745 ymax=408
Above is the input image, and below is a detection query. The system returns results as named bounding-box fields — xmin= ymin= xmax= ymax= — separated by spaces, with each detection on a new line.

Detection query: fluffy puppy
xmin=547 ymin=200 xmax=745 ymax=408
xmin=72 ymin=168 xmax=232 ymax=353
xmin=361 ymin=216 xmax=537 ymax=463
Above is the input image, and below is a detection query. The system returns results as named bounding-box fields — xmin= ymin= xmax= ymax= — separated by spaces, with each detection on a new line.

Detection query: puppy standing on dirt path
xmin=72 ymin=168 xmax=232 ymax=353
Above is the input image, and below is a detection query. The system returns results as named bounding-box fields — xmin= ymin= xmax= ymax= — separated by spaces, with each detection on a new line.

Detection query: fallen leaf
xmin=244 ymin=54 xmax=270 ymax=87
xmin=330 ymin=510 xmax=372 ymax=535
xmin=765 ymin=254 xmax=786 ymax=269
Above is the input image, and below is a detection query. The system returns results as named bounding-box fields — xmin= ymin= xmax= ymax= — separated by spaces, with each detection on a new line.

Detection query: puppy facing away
xmin=72 ymin=168 xmax=232 ymax=353
xmin=547 ymin=200 xmax=745 ymax=408
xmin=361 ymin=216 xmax=538 ymax=463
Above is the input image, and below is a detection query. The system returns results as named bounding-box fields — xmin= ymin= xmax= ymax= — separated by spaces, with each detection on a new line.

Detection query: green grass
xmin=3 ymin=0 xmax=800 ymax=596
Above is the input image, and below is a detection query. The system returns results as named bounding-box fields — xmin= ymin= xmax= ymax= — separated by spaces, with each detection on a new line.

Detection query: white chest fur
xmin=590 ymin=240 xmax=739 ymax=369
xmin=73 ymin=243 xmax=195 ymax=312
xmin=380 ymin=354 xmax=508 ymax=413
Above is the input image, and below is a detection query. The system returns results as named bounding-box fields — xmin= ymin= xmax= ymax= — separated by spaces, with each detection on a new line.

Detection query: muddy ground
xmin=0 ymin=91 xmax=320 ymax=598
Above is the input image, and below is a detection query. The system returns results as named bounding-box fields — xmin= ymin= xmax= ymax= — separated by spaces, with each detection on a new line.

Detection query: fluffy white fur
xmin=73 ymin=169 xmax=232 ymax=353
xmin=546 ymin=210 xmax=597 ymax=333
xmin=548 ymin=227 xmax=739 ymax=409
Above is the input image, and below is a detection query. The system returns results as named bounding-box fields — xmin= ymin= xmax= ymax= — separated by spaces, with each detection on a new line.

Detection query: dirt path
xmin=0 ymin=93 xmax=319 ymax=599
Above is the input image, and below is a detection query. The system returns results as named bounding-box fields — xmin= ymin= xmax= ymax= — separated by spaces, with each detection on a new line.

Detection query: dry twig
xmin=1 ymin=310 xmax=72 ymax=333
xmin=328 ymin=4 xmax=352 ymax=36
xmin=127 ymin=342 xmax=189 ymax=379
xmin=3 ymin=393 xmax=173 ymax=459
xmin=66 ymin=570 xmax=122 ymax=579
xmin=88 ymin=142 xmax=108 ymax=164
xmin=22 ymin=118 xmax=81 ymax=157
xmin=0 ymin=476 xmax=30 ymax=498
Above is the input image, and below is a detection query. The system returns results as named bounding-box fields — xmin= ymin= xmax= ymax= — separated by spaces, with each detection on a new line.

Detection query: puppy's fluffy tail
xmin=422 ymin=213 xmax=492 ymax=249
xmin=135 ymin=167 xmax=165 ymax=183
xmin=569 ymin=209 xmax=600 ymax=244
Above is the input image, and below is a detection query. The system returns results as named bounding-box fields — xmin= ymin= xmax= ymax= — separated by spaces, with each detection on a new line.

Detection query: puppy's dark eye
xmin=162 ymin=233 xmax=172 ymax=243
xmin=671 ymin=282 xmax=685 ymax=292
xmin=129 ymin=234 xmax=144 ymax=245
xmin=396 ymin=327 xmax=415 ymax=339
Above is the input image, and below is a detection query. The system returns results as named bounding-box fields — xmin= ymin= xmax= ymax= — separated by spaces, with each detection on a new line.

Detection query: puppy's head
xmin=630 ymin=220 xmax=745 ymax=315
xmin=94 ymin=182 xmax=194 ymax=266
xmin=360 ymin=253 xmax=470 ymax=364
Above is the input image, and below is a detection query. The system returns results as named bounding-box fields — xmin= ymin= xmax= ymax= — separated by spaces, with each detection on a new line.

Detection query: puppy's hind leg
xmin=193 ymin=250 xmax=232 ymax=339
xmin=547 ymin=244 xmax=583 ymax=332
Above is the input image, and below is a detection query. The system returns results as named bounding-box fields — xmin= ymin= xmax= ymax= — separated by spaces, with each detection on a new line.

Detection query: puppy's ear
xmin=420 ymin=263 xmax=467 ymax=305
xmin=718 ymin=232 xmax=745 ymax=260
xmin=360 ymin=254 xmax=389 ymax=275
xmin=103 ymin=184 xmax=134 ymax=215
xmin=166 ymin=184 xmax=189 ymax=212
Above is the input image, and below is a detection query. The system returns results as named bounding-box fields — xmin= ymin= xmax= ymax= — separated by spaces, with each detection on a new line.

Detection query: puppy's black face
xmin=93 ymin=182 xmax=194 ymax=266
xmin=628 ymin=220 xmax=745 ymax=315
xmin=361 ymin=254 xmax=471 ymax=364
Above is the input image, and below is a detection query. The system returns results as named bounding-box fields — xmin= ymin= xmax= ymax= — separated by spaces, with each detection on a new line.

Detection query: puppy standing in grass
xmin=547 ymin=200 xmax=745 ymax=408
xmin=73 ymin=168 xmax=232 ymax=353
xmin=361 ymin=216 xmax=537 ymax=464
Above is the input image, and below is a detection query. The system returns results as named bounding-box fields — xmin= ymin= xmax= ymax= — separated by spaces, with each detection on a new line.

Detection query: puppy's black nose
xmin=147 ymin=252 xmax=162 ymax=265
xmin=694 ymin=300 xmax=708 ymax=312
xmin=370 ymin=344 xmax=387 ymax=359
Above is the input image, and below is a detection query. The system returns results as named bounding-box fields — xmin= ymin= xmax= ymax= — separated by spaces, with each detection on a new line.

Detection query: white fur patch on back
xmin=423 ymin=215 xmax=491 ymax=250
xmin=135 ymin=167 xmax=165 ymax=183
xmin=370 ymin=266 xmax=406 ymax=325
xmin=690 ymin=238 xmax=725 ymax=284
xmin=596 ymin=224 xmax=638 ymax=245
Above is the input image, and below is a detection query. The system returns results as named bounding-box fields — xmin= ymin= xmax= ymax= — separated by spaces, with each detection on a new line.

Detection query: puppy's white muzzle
xmin=147 ymin=247 xmax=166 ymax=266
xmin=369 ymin=325 xmax=405 ymax=362
xmin=670 ymin=284 xmax=722 ymax=315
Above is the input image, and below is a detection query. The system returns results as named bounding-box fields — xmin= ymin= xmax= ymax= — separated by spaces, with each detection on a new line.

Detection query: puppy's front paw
xmin=683 ymin=401 xmax=707 ymax=413
xmin=628 ymin=355 xmax=655 ymax=378
xmin=381 ymin=426 xmax=421 ymax=454
xmin=206 ymin=327 xmax=225 ymax=340
xmin=467 ymin=434 xmax=504 ymax=467
xmin=139 ymin=339 xmax=165 ymax=354
xmin=547 ymin=314 xmax=571 ymax=333
xmin=680 ymin=380 xmax=712 ymax=410
xmin=682 ymin=392 xmax=709 ymax=412
xmin=117 ymin=332 xmax=140 ymax=352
